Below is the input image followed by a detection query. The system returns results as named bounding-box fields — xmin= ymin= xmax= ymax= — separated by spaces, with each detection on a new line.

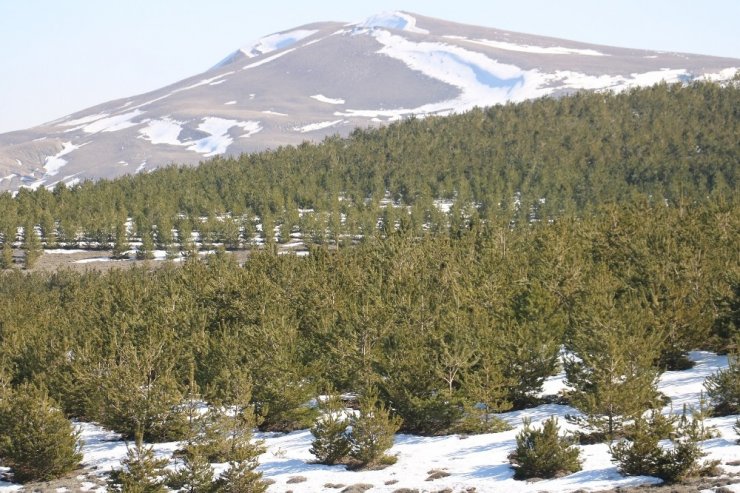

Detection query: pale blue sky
xmin=1 ymin=0 xmax=738 ymax=133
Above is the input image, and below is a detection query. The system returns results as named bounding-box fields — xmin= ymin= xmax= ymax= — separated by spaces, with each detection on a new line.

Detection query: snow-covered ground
xmin=1 ymin=351 xmax=737 ymax=492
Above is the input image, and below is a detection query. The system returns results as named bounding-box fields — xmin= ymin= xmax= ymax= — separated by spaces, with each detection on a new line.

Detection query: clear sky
xmin=1 ymin=0 xmax=738 ymax=134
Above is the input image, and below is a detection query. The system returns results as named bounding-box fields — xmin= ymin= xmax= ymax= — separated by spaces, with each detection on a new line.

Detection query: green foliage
xmin=166 ymin=450 xmax=214 ymax=493
xmin=21 ymin=222 xmax=41 ymax=269
xmin=309 ymin=394 xmax=352 ymax=465
xmin=0 ymin=384 xmax=82 ymax=483
xmin=4 ymin=82 xmax=740 ymax=449
xmin=111 ymin=219 xmax=130 ymax=259
xmin=566 ymin=270 xmax=664 ymax=439
xmin=191 ymin=399 xmax=264 ymax=462
xmin=108 ymin=434 xmax=169 ymax=493
xmin=508 ymin=416 xmax=582 ymax=480
xmin=93 ymin=343 xmax=188 ymax=442
xmin=137 ymin=229 xmax=156 ymax=260
xmin=704 ymin=351 xmax=740 ymax=416
xmin=610 ymin=411 xmax=718 ymax=483
xmin=347 ymin=391 xmax=402 ymax=468
xmin=213 ymin=459 xmax=267 ymax=493
xmin=0 ymin=242 xmax=12 ymax=269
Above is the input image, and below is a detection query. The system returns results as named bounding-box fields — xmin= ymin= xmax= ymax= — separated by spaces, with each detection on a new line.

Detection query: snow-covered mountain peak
xmin=354 ymin=11 xmax=429 ymax=34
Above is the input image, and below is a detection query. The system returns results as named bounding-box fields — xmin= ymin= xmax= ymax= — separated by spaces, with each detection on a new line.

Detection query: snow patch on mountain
xmin=187 ymin=117 xmax=261 ymax=156
xmin=242 ymin=29 xmax=318 ymax=58
xmin=446 ymin=36 xmax=608 ymax=56
xmin=58 ymin=113 xmax=110 ymax=128
xmin=356 ymin=11 xmax=429 ymax=34
xmin=543 ymin=68 xmax=690 ymax=92
xmin=336 ymin=30 xmax=543 ymax=119
xmin=138 ymin=117 xmax=185 ymax=146
xmin=83 ymin=110 xmax=145 ymax=134
xmin=311 ymin=94 xmax=345 ymax=105
xmin=243 ymin=49 xmax=296 ymax=70
xmin=294 ymin=119 xmax=345 ymax=133
xmin=702 ymin=67 xmax=739 ymax=81
xmin=44 ymin=141 xmax=84 ymax=176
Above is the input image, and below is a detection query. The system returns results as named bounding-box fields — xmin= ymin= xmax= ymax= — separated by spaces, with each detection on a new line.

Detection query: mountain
xmin=0 ymin=11 xmax=737 ymax=192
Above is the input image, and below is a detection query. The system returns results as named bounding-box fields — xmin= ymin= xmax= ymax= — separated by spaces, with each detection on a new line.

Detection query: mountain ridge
xmin=0 ymin=11 xmax=737 ymax=192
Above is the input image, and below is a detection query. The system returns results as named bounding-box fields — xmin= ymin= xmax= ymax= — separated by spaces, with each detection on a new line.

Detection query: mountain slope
xmin=0 ymin=11 xmax=737 ymax=192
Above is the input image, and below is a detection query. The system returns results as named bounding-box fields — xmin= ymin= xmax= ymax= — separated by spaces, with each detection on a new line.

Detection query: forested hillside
xmin=0 ymin=80 xmax=737 ymax=259
xmin=0 ymin=81 xmax=738 ymax=488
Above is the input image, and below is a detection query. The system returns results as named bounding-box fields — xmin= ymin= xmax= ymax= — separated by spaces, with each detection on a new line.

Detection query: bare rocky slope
xmin=0 ymin=11 xmax=737 ymax=192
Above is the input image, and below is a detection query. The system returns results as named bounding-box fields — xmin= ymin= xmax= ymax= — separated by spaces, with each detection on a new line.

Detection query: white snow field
xmin=0 ymin=351 xmax=737 ymax=492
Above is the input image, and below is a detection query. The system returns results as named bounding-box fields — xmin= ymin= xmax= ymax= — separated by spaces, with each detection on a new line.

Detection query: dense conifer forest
xmin=0 ymin=80 xmax=738 ymax=486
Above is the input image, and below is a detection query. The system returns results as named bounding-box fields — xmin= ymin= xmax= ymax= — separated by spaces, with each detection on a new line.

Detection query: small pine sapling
xmin=166 ymin=450 xmax=214 ymax=493
xmin=610 ymin=410 xmax=719 ymax=483
xmin=108 ymin=433 xmax=169 ymax=493
xmin=508 ymin=416 xmax=582 ymax=480
xmin=309 ymin=393 xmax=352 ymax=465
xmin=704 ymin=349 xmax=740 ymax=416
xmin=348 ymin=391 xmax=402 ymax=468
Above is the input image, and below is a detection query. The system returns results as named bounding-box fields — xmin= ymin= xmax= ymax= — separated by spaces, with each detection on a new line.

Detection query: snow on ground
xmin=311 ymin=94 xmax=346 ymax=105
xmin=659 ymin=351 xmax=728 ymax=412
xmin=82 ymin=110 xmax=145 ymax=134
xmin=138 ymin=117 xmax=184 ymax=146
xmin=241 ymin=29 xmax=319 ymax=58
xmin=138 ymin=117 xmax=261 ymax=156
xmin=243 ymin=49 xmax=296 ymax=70
xmin=187 ymin=118 xmax=262 ymax=156
xmin=57 ymin=113 xmax=110 ymax=128
xmin=1 ymin=351 xmax=736 ymax=492
xmin=445 ymin=36 xmax=608 ymax=56
xmin=294 ymin=120 xmax=345 ymax=133
xmin=335 ymin=29 xmax=545 ymax=120
xmin=43 ymin=141 xmax=86 ymax=177
xmin=262 ymin=110 xmax=288 ymax=116
xmin=224 ymin=100 xmax=237 ymax=105
xmin=702 ymin=67 xmax=739 ymax=81
xmin=355 ymin=11 xmax=430 ymax=35
xmin=335 ymin=30 xmax=735 ymax=121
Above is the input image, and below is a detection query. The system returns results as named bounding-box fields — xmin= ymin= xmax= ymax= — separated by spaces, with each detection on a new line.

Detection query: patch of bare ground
xmin=590 ymin=475 xmax=740 ymax=493
xmin=1 ymin=469 xmax=106 ymax=492
xmin=3 ymin=248 xmax=262 ymax=273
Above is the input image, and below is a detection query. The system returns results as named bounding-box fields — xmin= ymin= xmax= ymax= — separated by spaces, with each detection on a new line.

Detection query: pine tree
xmin=508 ymin=416 xmax=582 ymax=480
xmin=458 ymin=354 xmax=513 ymax=434
xmin=214 ymin=459 xmax=267 ymax=493
xmin=0 ymin=384 xmax=82 ymax=483
xmin=704 ymin=345 xmax=740 ymax=416
xmin=112 ymin=219 xmax=131 ymax=259
xmin=137 ymin=229 xmax=155 ymax=260
xmin=21 ymin=222 xmax=41 ymax=269
xmin=348 ymin=391 xmax=402 ymax=468
xmin=309 ymin=393 xmax=352 ymax=465
xmin=565 ymin=271 xmax=663 ymax=440
xmin=108 ymin=433 xmax=169 ymax=493
xmin=610 ymin=411 xmax=717 ymax=483
xmin=167 ymin=451 xmax=214 ymax=493
xmin=0 ymin=240 xmax=12 ymax=269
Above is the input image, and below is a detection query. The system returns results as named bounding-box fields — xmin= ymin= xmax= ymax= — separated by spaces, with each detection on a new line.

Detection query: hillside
xmin=0 ymin=11 xmax=737 ymax=192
